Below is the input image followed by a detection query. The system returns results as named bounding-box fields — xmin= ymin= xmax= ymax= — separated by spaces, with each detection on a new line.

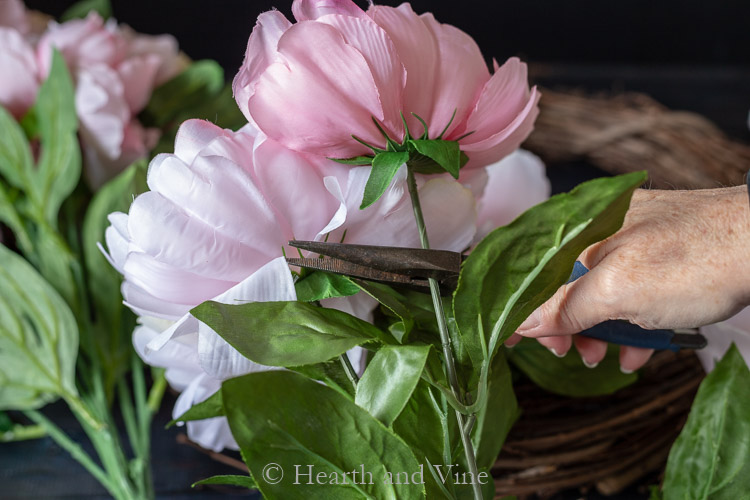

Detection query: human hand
xmin=507 ymin=185 xmax=750 ymax=372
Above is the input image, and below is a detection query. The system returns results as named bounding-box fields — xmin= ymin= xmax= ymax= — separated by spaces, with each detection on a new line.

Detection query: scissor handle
xmin=567 ymin=262 xmax=694 ymax=351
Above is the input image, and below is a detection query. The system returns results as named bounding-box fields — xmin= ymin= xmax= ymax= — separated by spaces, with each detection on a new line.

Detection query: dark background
xmin=24 ymin=0 xmax=750 ymax=141
xmin=8 ymin=1 xmax=750 ymax=499
xmin=23 ymin=0 xmax=750 ymax=70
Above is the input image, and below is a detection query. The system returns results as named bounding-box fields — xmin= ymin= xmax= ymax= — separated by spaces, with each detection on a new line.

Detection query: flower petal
xmin=174 ymin=374 xmax=239 ymax=451
xmin=462 ymin=57 xmax=532 ymax=143
xmin=475 ymin=149 xmax=550 ymax=240
xmin=0 ymin=28 xmax=38 ymax=118
xmin=0 ymin=0 xmax=29 ymax=34
xmin=315 ymin=13 xmax=405 ymax=138
xmin=117 ymin=53 xmax=161 ymax=113
xmin=128 ymin=190 xmax=277 ymax=282
xmin=368 ymin=3 xmax=440 ymax=136
xmin=698 ymin=307 xmax=750 ymax=372
xmin=460 ymin=87 xmax=541 ymax=169
xmin=419 ymin=177 xmax=477 ymax=251
xmin=292 ymin=0 xmax=365 ymax=21
xmin=419 ymin=12 xmax=489 ymax=139
xmin=251 ymin=136 xmax=344 ymax=241
xmin=173 ymin=120 xmax=229 ymax=165
xmin=196 ymin=257 xmax=296 ymax=380
xmin=247 ymin=21 xmax=385 ymax=157
xmin=233 ymin=10 xmax=292 ymax=122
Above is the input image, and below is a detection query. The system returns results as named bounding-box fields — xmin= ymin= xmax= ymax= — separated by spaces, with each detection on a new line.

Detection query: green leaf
xmin=169 ymin=390 xmax=223 ymax=428
xmin=649 ymin=486 xmax=663 ymax=500
xmin=82 ymin=161 xmax=147 ymax=391
xmin=392 ymin=381 xmax=447 ymax=470
xmin=0 ymin=245 xmax=78 ymax=409
xmin=0 ymin=51 xmax=79 ymax=227
xmin=223 ymin=371 xmax=425 ymax=499
xmin=31 ymin=50 xmax=80 ymax=226
xmin=408 ymin=140 xmax=465 ymax=178
xmin=360 ymin=151 xmax=408 ymax=209
xmin=0 ymin=411 xmax=11 ymax=432
xmin=663 ymin=345 xmax=750 ymax=499
xmin=295 ymin=271 xmax=360 ymax=302
xmin=453 ymin=172 xmax=647 ymax=370
xmin=141 ymin=60 xmax=224 ymax=129
xmin=0 ymin=107 xmax=33 ymax=190
xmin=193 ymin=474 xmax=257 ymax=489
xmin=191 ymin=300 xmax=382 ymax=367
xmin=354 ymin=281 xmax=414 ymax=343
xmin=355 ymin=344 xmax=430 ymax=426
xmin=473 ymin=350 xmax=518 ymax=469
xmin=506 ymin=338 xmax=637 ymax=397
xmin=291 ymin=359 xmax=357 ymax=397
xmin=60 ymin=0 xmax=112 ymax=21
xmin=329 ymin=156 xmax=374 ymax=166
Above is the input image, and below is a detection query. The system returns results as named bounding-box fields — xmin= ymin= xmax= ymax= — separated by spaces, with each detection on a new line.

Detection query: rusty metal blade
xmin=288 ymin=241 xmax=461 ymax=280
xmin=286 ymin=257 xmax=432 ymax=292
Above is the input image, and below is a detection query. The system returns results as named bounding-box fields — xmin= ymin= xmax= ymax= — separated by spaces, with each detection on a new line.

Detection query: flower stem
xmin=24 ymin=409 xmax=121 ymax=497
xmin=0 ymin=424 xmax=46 ymax=442
xmin=340 ymin=353 xmax=359 ymax=389
xmin=405 ymin=166 xmax=483 ymax=500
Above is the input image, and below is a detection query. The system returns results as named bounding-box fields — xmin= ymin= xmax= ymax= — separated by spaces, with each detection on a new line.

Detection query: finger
xmin=504 ymin=333 xmax=522 ymax=348
xmin=619 ymin=346 xmax=654 ymax=373
xmin=573 ymin=335 xmax=608 ymax=368
xmin=578 ymin=240 xmax=610 ymax=269
xmin=537 ymin=335 xmax=572 ymax=358
xmin=516 ymin=267 xmax=614 ymax=338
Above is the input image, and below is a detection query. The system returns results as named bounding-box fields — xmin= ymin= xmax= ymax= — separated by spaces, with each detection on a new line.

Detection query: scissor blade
xmin=288 ymin=241 xmax=461 ymax=280
xmin=286 ymin=257 xmax=425 ymax=289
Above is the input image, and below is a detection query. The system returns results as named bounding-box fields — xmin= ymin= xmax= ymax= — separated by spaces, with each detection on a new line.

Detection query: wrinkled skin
xmin=510 ymin=186 xmax=750 ymax=372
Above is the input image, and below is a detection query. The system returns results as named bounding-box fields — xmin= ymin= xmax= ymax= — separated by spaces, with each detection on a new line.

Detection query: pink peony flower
xmin=475 ymin=149 xmax=551 ymax=241
xmin=104 ymin=119 xmax=479 ymax=450
xmin=0 ymin=3 xmax=183 ymax=188
xmin=0 ymin=0 xmax=29 ymax=34
xmin=0 ymin=27 xmax=39 ymax=118
xmin=37 ymin=12 xmax=183 ymax=187
xmin=233 ymin=0 xmax=539 ymax=170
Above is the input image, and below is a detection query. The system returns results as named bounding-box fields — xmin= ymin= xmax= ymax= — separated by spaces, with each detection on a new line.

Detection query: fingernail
xmin=517 ymin=309 xmax=542 ymax=335
xmin=620 ymin=366 xmax=634 ymax=374
xmin=582 ymin=358 xmax=599 ymax=369
xmin=549 ymin=347 xmax=565 ymax=358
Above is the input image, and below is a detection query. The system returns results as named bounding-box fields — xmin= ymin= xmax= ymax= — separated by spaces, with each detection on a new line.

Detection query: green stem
xmin=62 ymin=391 xmax=105 ymax=431
xmin=0 ymin=424 xmax=46 ymax=442
xmin=24 ymin=409 xmax=121 ymax=497
xmin=405 ymin=166 xmax=483 ymax=500
xmin=146 ymin=368 xmax=167 ymax=415
xmin=340 ymin=353 xmax=360 ymax=389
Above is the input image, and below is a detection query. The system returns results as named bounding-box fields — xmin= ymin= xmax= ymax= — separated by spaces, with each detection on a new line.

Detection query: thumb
xmin=515 ymin=269 xmax=613 ymax=337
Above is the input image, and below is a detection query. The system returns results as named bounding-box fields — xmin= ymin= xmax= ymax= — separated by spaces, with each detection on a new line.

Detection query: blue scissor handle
xmin=567 ymin=262 xmax=680 ymax=351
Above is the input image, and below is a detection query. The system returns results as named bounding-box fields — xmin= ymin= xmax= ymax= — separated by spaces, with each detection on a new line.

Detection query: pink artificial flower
xmin=234 ymin=0 xmax=539 ymax=170
xmin=104 ymin=119 xmax=479 ymax=450
xmin=0 ymin=27 xmax=39 ymax=118
xmin=36 ymin=12 xmax=183 ymax=187
xmin=475 ymin=149 xmax=551 ymax=241
xmin=698 ymin=307 xmax=750 ymax=372
xmin=0 ymin=0 xmax=29 ymax=34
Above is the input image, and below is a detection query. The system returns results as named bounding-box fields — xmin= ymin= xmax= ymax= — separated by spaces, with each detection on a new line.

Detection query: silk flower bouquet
xmin=106 ymin=1 xmax=646 ymax=498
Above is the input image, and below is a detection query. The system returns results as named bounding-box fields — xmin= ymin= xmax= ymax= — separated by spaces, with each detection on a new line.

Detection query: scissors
xmin=286 ymin=241 xmax=706 ymax=352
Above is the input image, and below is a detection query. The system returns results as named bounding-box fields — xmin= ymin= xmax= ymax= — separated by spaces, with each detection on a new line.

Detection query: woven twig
xmin=492 ymin=351 xmax=703 ymax=498
xmin=524 ymin=89 xmax=750 ymax=189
